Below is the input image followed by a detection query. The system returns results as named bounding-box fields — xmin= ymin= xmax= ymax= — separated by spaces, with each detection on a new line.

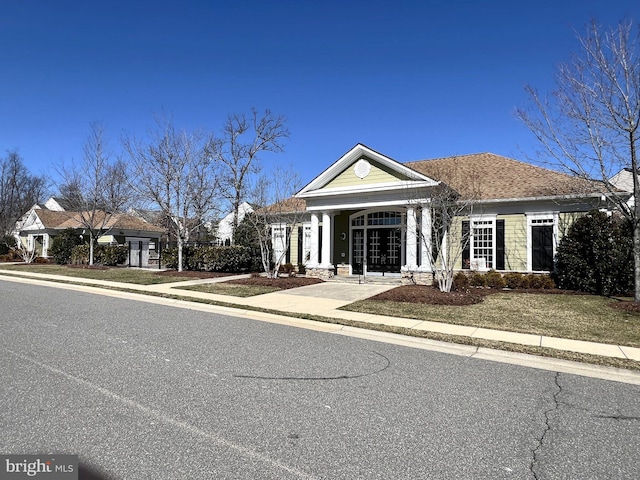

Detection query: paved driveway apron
xmin=240 ymin=282 xmax=395 ymax=315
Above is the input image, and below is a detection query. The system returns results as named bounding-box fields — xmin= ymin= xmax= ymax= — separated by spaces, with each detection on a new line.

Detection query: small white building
xmin=216 ymin=202 xmax=253 ymax=245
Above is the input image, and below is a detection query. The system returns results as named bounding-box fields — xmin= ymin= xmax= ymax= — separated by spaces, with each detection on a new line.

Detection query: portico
xmin=295 ymin=144 xmax=439 ymax=283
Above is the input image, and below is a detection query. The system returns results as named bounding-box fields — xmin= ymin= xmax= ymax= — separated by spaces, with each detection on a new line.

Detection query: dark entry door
xmin=352 ymin=229 xmax=364 ymax=274
xmin=367 ymin=228 xmax=401 ymax=273
xmin=532 ymin=225 xmax=553 ymax=271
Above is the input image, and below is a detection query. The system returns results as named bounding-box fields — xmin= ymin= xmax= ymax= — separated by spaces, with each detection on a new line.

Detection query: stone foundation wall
xmin=336 ymin=264 xmax=350 ymax=276
xmin=401 ymin=270 xmax=434 ymax=286
xmin=306 ymin=267 xmax=335 ymax=280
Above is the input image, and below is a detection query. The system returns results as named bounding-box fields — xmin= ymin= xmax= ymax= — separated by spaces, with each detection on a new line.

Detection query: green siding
xmin=503 ymin=214 xmax=527 ymax=271
xmin=323 ymin=158 xmax=410 ymax=189
xmin=290 ymin=227 xmax=300 ymax=265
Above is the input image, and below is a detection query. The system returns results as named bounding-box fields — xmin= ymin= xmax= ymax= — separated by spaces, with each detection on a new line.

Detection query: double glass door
xmin=352 ymin=228 xmax=401 ymax=274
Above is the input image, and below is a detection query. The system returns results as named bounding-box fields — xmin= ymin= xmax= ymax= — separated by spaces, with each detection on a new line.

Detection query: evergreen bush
xmin=50 ymin=228 xmax=85 ymax=264
xmin=555 ymin=210 xmax=632 ymax=296
xmin=484 ymin=270 xmax=506 ymax=289
xmin=452 ymin=272 xmax=469 ymax=291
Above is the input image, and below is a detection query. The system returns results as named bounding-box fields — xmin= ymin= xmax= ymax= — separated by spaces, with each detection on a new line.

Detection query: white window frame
xmin=271 ymin=223 xmax=287 ymax=263
xmin=526 ymin=212 xmax=559 ymax=272
xmin=302 ymin=223 xmax=311 ymax=264
xmin=469 ymin=215 xmax=496 ymax=271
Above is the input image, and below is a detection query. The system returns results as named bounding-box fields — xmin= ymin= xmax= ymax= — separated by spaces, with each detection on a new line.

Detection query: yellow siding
xmin=323 ymin=158 xmax=410 ymax=189
xmin=449 ymin=214 xmax=527 ymax=271
xmin=290 ymin=227 xmax=300 ymax=264
xmin=503 ymin=214 xmax=527 ymax=271
xmin=558 ymin=212 xmax=585 ymax=240
xmin=448 ymin=219 xmax=464 ymax=270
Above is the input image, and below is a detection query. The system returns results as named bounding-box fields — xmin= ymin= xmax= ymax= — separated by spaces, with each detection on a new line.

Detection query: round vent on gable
xmin=354 ymin=159 xmax=371 ymax=179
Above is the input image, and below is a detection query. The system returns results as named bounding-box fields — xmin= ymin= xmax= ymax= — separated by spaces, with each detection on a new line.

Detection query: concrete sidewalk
xmin=1 ymin=267 xmax=639 ymax=366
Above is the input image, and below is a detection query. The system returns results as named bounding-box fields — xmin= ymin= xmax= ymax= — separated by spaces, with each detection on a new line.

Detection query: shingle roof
xmin=256 ymin=197 xmax=307 ymax=215
xmin=35 ymin=210 xmax=166 ymax=233
xmin=406 ymin=152 xmax=600 ymax=200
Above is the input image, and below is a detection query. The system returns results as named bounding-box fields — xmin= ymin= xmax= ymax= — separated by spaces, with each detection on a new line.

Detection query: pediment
xmin=296 ymin=144 xmax=439 ymax=199
xmin=20 ymin=210 xmax=44 ymax=230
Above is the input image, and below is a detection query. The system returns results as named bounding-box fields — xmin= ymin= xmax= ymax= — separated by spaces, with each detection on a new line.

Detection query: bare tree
xmin=516 ymin=19 xmax=640 ymax=300
xmin=12 ymin=235 xmax=37 ymax=263
xmin=0 ymin=151 xmax=47 ymax=235
xmin=57 ymin=123 xmax=131 ymax=265
xmin=245 ymin=166 xmax=303 ymax=278
xmin=405 ymin=160 xmax=479 ymax=292
xmin=123 ymin=117 xmax=220 ymax=272
xmin=206 ymin=109 xmax=289 ymax=243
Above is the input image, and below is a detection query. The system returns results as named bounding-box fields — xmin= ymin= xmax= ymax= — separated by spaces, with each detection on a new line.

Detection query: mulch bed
xmin=155 ymin=270 xmax=235 ymax=279
xmin=609 ymin=301 xmax=640 ymax=314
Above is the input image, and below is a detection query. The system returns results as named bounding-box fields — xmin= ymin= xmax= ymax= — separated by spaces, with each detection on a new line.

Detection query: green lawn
xmin=0 ymin=264 xmax=185 ymax=285
xmin=2 ymin=263 xmax=639 ymax=367
xmin=343 ymin=292 xmax=640 ymax=348
xmin=177 ymin=283 xmax=281 ymax=297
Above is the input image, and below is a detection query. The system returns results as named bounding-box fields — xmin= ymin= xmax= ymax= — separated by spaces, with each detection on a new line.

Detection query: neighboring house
xmin=610 ymin=168 xmax=636 ymax=208
xmin=15 ymin=205 xmax=166 ymax=267
xmin=42 ymin=196 xmax=75 ymax=211
xmin=269 ymin=143 xmax=620 ymax=283
xmin=215 ymin=202 xmax=254 ymax=245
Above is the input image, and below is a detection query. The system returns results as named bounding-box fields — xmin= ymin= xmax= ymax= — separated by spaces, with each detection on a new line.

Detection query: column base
xmin=306 ymin=266 xmax=335 ymax=281
xmin=401 ymin=269 xmax=434 ymax=286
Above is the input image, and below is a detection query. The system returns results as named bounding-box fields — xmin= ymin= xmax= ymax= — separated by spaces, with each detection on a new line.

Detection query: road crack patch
xmin=233 ymin=349 xmax=390 ymax=381
xmin=530 ymin=371 xmax=561 ymax=479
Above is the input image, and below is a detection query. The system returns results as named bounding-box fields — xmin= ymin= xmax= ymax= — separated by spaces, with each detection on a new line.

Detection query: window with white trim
xmin=271 ymin=225 xmax=286 ymax=262
xmin=527 ymin=213 xmax=557 ymax=272
xmin=470 ymin=218 xmax=495 ymax=270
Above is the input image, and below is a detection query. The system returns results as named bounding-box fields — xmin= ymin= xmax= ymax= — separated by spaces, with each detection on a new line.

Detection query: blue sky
xmin=1 ymin=0 xmax=638 ymax=189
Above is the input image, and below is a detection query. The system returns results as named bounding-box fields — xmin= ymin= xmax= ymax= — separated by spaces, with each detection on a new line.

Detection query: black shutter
xmin=286 ymin=227 xmax=291 ymax=264
xmin=532 ymin=225 xmax=554 ymax=271
xmin=462 ymin=220 xmax=470 ymax=269
xmin=297 ymin=226 xmax=303 ymax=265
xmin=318 ymin=226 xmax=323 ymax=264
xmin=496 ymin=219 xmax=505 ymax=270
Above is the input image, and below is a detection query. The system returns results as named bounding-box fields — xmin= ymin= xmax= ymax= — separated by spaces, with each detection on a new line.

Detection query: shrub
xmin=161 ymin=245 xmax=252 ymax=272
xmin=540 ymin=275 xmax=556 ymax=289
xmin=503 ymin=272 xmax=525 ymax=289
xmin=161 ymin=245 xmax=194 ymax=270
xmin=484 ymin=270 xmax=506 ymax=289
xmin=100 ymin=245 xmax=128 ymax=266
xmin=279 ymin=263 xmax=295 ymax=275
xmin=555 ymin=210 xmax=632 ymax=296
xmin=50 ymin=228 xmax=85 ymax=264
xmin=0 ymin=236 xmax=14 ymax=255
xmin=0 ymin=251 xmax=22 ymax=262
xmin=452 ymin=272 xmax=469 ymax=291
xmin=33 ymin=256 xmax=50 ymax=264
xmin=214 ymin=245 xmax=252 ymax=272
xmin=70 ymin=244 xmax=90 ymax=265
xmin=469 ymin=272 xmax=486 ymax=287
xmin=525 ymin=273 xmax=556 ymax=289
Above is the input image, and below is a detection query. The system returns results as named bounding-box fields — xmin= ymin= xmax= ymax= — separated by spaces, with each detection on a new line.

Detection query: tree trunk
xmin=89 ymin=236 xmax=94 ymax=266
xmin=634 ymin=221 xmax=640 ymax=302
xmin=177 ymin=238 xmax=183 ymax=272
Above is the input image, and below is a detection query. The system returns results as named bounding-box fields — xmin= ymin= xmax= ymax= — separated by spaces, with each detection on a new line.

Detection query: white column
xmin=420 ymin=207 xmax=432 ymax=271
xmin=309 ymin=213 xmax=319 ymax=267
xmin=321 ymin=211 xmax=333 ymax=267
xmin=406 ymin=207 xmax=417 ymax=269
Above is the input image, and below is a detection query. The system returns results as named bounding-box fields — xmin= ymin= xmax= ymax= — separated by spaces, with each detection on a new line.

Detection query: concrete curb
xmin=1 ymin=268 xmax=639 ymax=385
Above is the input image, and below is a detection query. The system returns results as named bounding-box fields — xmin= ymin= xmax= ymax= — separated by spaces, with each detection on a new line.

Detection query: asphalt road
xmin=1 ymin=279 xmax=639 ymax=479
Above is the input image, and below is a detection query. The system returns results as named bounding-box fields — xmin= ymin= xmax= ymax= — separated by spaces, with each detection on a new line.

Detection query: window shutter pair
xmin=461 ymin=219 xmax=505 ymax=270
